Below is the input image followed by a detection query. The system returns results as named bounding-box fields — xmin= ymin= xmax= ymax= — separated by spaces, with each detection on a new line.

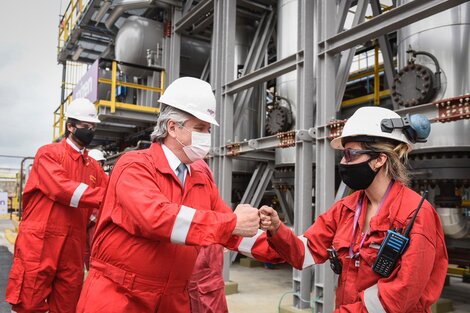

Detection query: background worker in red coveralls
xmin=189 ymin=160 xmax=282 ymax=313
xmin=76 ymin=77 xmax=283 ymax=313
xmin=260 ymin=107 xmax=448 ymax=313
xmin=187 ymin=160 xmax=228 ymax=313
xmin=188 ymin=241 xmax=227 ymax=313
xmin=84 ymin=149 xmax=108 ymax=270
xmin=6 ymin=98 xmax=108 ymax=313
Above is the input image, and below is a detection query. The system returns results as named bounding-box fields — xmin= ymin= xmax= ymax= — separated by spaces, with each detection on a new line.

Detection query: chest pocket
xmin=185 ymin=185 xmax=212 ymax=211
xmin=360 ymin=230 xmax=386 ymax=267
xmin=360 ymin=221 xmax=407 ymax=281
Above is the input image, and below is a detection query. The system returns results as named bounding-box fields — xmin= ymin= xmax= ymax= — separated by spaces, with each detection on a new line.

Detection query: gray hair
xmin=150 ymin=105 xmax=191 ymax=143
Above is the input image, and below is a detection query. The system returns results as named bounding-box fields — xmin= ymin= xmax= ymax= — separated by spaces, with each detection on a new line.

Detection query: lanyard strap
xmin=349 ymin=181 xmax=394 ymax=259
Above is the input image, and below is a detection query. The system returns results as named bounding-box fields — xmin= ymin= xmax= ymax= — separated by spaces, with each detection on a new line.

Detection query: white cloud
xmin=0 ymin=1 xmax=64 ymax=168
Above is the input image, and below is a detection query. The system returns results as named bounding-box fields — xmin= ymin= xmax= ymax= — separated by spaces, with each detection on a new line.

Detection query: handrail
xmin=58 ymin=0 xmax=90 ymax=52
xmin=53 ymin=95 xmax=72 ymax=141
xmin=53 ymin=59 xmax=165 ymax=141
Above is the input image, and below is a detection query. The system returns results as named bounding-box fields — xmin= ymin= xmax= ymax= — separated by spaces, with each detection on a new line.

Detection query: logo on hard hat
xmin=207 ymin=109 xmax=215 ymax=117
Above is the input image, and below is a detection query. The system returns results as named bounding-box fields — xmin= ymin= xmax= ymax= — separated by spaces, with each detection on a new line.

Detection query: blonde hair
xmin=364 ymin=140 xmax=410 ymax=186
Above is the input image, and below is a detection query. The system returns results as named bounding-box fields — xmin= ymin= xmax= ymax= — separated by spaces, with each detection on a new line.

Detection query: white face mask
xmin=176 ymin=127 xmax=211 ymax=162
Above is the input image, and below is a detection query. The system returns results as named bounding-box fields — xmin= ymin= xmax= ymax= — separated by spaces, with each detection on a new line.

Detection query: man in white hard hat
xmin=6 ymin=98 xmax=108 ymax=313
xmin=76 ymin=77 xmax=282 ymax=313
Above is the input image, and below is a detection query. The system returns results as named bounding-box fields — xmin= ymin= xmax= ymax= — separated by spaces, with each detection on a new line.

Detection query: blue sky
xmin=0 ymin=1 xmax=66 ymax=168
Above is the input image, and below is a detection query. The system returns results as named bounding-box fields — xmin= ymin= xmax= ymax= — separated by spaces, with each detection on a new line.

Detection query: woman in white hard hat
xmin=259 ymin=106 xmax=448 ymax=313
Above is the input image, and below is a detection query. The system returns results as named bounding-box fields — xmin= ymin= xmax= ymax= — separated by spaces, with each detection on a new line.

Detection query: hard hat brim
xmin=330 ymin=134 xmax=413 ymax=152
xmin=158 ymin=101 xmax=219 ymax=126
xmin=65 ymin=113 xmax=101 ymax=124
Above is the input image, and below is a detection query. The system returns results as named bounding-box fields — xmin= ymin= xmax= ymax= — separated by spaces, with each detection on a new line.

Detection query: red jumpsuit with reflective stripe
xmin=77 ymin=143 xmax=282 ymax=313
xmin=6 ymin=139 xmax=108 ymax=313
xmin=268 ymin=182 xmax=448 ymax=313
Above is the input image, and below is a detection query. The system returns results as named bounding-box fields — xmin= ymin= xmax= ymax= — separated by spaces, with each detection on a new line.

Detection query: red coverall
xmin=189 ymin=245 xmax=227 ymax=313
xmin=268 ymin=181 xmax=448 ymax=313
xmin=188 ymin=161 xmax=283 ymax=313
xmin=188 ymin=161 xmax=228 ymax=313
xmin=76 ymin=143 xmax=283 ymax=313
xmin=6 ymin=139 xmax=108 ymax=313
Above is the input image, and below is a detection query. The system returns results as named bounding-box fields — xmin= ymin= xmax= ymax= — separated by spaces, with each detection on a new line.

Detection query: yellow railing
xmin=53 ymin=95 xmax=72 ymax=141
xmin=342 ymin=90 xmax=391 ymax=108
xmin=96 ymin=60 xmax=164 ymax=114
xmin=342 ymin=44 xmax=389 ymax=107
xmin=53 ymin=59 xmax=164 ymax=141
xmin=374 ymin=46 xmax=380 ymax=105
xmin=58 ymin=0 xmax=90 ymax=53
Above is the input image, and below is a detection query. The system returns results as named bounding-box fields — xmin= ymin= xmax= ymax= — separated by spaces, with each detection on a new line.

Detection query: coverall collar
xmin=63 ymin=138 xmax=88 ymax=160
xmin=150 ymin=143 xmax=205 ymax=188
xmin=161 ymin=144 xmax=191 ymax=176
xmin=342 ymin=181 xmax=405 ymax=232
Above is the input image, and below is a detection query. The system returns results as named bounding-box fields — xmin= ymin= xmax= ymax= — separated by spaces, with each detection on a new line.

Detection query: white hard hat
xmin=330 ymin=106 xmax=413 ymax=151
xmin=88 ymin=149 xmax=105 ymax=161
xmin=158 ymin=77 xmax=219 ymax=126
xmin=65 ymin=98 xmax=101 ymax=123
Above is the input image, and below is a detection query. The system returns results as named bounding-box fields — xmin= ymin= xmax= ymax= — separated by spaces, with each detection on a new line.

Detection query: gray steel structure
xmin=56 ymin=0 xmax=470 ymax=311
xmin=188 ymin=1 xmax=468 ymax=312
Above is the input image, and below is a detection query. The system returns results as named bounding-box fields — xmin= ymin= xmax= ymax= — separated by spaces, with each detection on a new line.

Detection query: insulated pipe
xmin=437 ymin=207 xmax=470 ymax=239
xmin=105 ymin=0 xmax=154 ymax=30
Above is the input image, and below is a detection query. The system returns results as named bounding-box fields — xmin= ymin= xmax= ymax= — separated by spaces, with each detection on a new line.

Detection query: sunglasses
xmin=76 ymin=123 xmax=96 ymax=131
xmin=342 ymin=148 xmax=379 ymax=163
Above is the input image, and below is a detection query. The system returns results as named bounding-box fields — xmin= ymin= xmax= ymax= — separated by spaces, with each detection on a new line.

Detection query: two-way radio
xmin=372 ymin=191 xmax=428 ymax=277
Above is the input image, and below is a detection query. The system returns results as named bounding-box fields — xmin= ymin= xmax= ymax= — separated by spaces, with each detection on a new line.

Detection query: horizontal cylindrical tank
xmin=115 ymin=16 xmax=164 ymax=77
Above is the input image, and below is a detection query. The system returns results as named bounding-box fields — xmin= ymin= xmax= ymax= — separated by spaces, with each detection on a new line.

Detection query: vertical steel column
xmin=168 ymin=6 xmax=182 ymax=85
xmin=60 ymin=63 xmax=67 ymax=104
xmin=314 ymin=0 xmax=337 ymax=312
xmin=292 ymin=0 xmax=315 ymax=309
xmin=210 ymin=0 xmax=223 ymax=183
xmin=335 ymin=0 xmax=368 ymax=110
xmin=212 ymin=0 xmax=236 ymax=281
xmin=370 ymin=0 xmax=397 ymax=109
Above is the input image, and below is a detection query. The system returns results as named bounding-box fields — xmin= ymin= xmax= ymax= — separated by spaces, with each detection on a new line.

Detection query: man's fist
xmin=233 ymin=204 xmax=260 ymax=237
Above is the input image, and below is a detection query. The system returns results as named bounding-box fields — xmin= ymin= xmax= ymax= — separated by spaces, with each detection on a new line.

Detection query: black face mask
xmin=338 ymin=159 xmax=378 ymax=190
xmin=73 ymin=127 xmax=95 ymax=146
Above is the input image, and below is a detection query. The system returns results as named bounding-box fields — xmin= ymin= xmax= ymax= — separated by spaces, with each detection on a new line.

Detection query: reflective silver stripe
xmin=364 ymin=284 xmax=386 ymax=313
xmin=299 ymin=235 xmax=315 ymax=269
xmin=170 ymin=205 xmax=196 ymax=244
xmin=70 ymin=183 xmax=88 ymax=208
xmin=238 ymin=229 xmax=264 ymax=258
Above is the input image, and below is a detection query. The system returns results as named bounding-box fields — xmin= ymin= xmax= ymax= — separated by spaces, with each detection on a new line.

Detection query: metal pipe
xmin=437 ymin=208 xmax=470 ymax=239
xmin=18 ymin=157 xmax=34 ymax=220
xmin=104 ymin=0 xmax=154 ymax=30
